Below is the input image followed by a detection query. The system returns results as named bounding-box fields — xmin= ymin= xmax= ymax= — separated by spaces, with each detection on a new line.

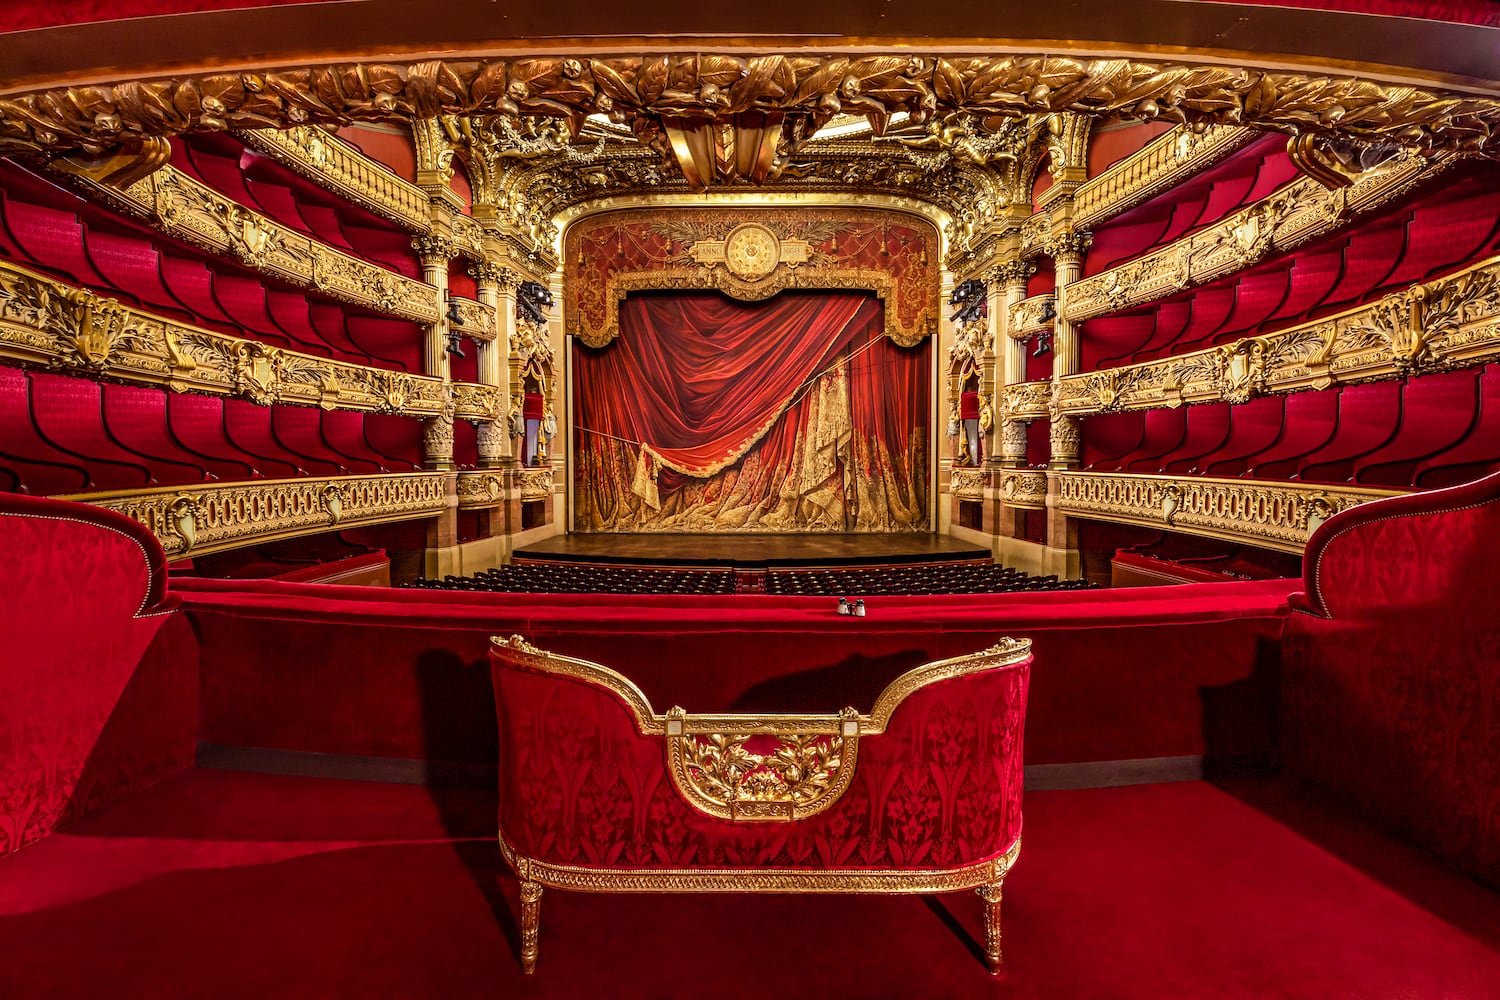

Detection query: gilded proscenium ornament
xmin=63 ymin=473 xmax=449 ymax=559
xmin=1049 ymin=471 xmax=1401 ymax=553
xmin=566 ymin=208 xmax=939 ymax=348
xmin=1051 ymin=253 xmax=1500 ymax=416
xmin=237 ymin=126 xmax=431 ymax=231
xmin=490 ymin=634 xmax=1031 ymax=821
xmin=0 ymin=259 xmax=502 ymax=418
xmin=50 ymin=161 xmax=441 ymax=324
xmin=1064 ymin=151 xmax=1441 ymax=323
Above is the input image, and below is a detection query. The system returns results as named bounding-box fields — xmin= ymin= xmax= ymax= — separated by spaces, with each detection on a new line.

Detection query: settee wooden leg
xmin=978 ymin=881 xmax=1005 ymax=975
xmin=519 ymin=880 xmax=544 ymax=974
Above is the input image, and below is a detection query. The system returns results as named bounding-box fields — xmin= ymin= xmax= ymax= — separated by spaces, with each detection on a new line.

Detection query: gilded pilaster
xmin=415 ymin=236 xmax=460 ymax=471
xmin=994 ymin=259 xmax=1036 ymax=468
xmin=471 ymin=261 xmax=515 ymax=469
xmin=1045 ymin=230 xmax=1091 ymax=470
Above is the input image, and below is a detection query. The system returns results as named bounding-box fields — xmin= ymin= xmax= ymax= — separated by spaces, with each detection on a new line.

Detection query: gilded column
xmin=995 ymin=259 xmax=1036 ymax=468
xmin=980 ymin=274 xmax=1006 ymax=470
xmin=414 ymin=236 xmax=459 ymax=471
xmin=470 ymin=261 xmax=515 ymax=469
xmin=1045 ymin=230 xmax=1091 ymax=470
xmin=492 ymin=267 xmax=523 ymax=470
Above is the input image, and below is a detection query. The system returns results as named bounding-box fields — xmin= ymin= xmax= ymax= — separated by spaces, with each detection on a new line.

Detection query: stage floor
xmin=512 ymin=533 xmax=988 ymax=569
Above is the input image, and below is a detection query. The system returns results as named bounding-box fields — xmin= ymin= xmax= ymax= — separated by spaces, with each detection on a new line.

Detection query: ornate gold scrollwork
xmin=666 ymin=707 xmax=860 ymax=822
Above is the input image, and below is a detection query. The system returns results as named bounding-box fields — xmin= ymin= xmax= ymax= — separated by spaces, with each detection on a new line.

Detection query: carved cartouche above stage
xmin=565 ymin=207 xmax=940 ymax=348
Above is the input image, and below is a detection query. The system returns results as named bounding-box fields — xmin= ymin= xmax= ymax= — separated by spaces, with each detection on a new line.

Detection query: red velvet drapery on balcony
xmin=573 ymin=291 xmax=929 ymax=532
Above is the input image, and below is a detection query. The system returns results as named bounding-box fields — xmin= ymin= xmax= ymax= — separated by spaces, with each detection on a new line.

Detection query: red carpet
xmin=1 ymin=770 xmax=1497 ymax=998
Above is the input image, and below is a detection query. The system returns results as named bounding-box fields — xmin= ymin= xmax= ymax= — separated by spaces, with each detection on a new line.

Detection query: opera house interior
xmin=3 ymin=1 xmax=1500 ymax=996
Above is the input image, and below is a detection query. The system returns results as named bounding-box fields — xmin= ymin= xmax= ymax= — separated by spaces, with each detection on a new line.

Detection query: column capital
xmin=1043 ymin=229 xmax=1092 ymax=263
xmin=469 ymin=261 xmax=523 ymax=291
xmin=411 ymin=235 xmax=460 ymax=268
xmin=985 ymin=259 xmax=1036 ymax=289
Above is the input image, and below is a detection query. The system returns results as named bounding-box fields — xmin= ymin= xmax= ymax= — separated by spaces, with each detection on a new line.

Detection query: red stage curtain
xmin=573 ymin=291 xmax=929 ymax=532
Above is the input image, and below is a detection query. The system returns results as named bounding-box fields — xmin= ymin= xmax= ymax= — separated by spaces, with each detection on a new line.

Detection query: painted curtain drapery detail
xmin=574 ymin=292 xmax=929 ymax=532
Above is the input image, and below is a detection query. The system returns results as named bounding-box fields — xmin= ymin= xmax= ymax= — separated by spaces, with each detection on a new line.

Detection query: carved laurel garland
xmin=4 ymin=55 xmax=1498 ymax=161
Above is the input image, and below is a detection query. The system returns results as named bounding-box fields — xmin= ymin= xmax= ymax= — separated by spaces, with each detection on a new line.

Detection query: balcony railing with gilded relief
xmin=1001 ymin=381 xmax=1052 ymax=421
xmin=456 ymin=467 xmax=554 ymax=509
xmin=1064 ymin=152 xmax=1443 ymax=323
xmin=0 ymin=260 xmax=502 ymax=420
xmin=237 ymin=127 xmax=432 ymax=232
xmin=1049 ymin=471 xmax=1401 ymax=553
xmin=1008 ymin=294 xmax=1054 ymax=337
xmin=65 ymin=473 xmax=449 ymax=559
xmin=1071 ymin=125 xmax=1257 ymax=230
xmin=1052 ymin=254 xmax=1500 ymax=416
xmin=52 ymin=161 xmax=442 ymax=325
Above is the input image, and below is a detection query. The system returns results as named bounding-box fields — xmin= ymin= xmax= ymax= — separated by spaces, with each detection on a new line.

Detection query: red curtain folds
xmin=573 ymin=291 xmax=929 ymax=532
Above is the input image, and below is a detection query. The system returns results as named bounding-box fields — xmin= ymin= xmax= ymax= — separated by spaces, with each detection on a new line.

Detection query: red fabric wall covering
xmin=1284 ymin=471 xmax=1500 ymax=889
xmin=1078 ymin=167 xmax=1500 ymax=371
xmin=0 ymin=366 xmax=429 ymax=493
xmin=0 ymin=495 xmax=195 ymax=857
xmin=1414 ymin=364 xmax=1500 ymax=487
xmin=182 ymin=577 xmax=1293 ymax=768
xmin=1081 ymin=370 xmax=1500 ymax=487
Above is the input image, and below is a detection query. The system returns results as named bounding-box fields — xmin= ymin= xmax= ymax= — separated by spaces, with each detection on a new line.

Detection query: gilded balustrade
xmin=64 ymin=473 xmax=449 ymax=559
xmin=1071 ymin=125 xmax=1257 ymax=230
xmin=52 ymin=161 xmax=445 ymax=324
xmin=1048 ymin=472 xmax=1400 ymax=552
xmin=237 ymin=126 xmax=432 ymax=232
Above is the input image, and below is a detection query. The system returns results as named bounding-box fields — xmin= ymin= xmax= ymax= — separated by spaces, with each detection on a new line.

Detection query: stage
xmin=512 ymin=533 xmax=988 ymax=569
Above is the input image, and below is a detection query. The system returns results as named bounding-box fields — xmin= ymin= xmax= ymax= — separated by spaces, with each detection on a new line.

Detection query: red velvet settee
xmin=490 ymin=633 xmax=1032 ymax=975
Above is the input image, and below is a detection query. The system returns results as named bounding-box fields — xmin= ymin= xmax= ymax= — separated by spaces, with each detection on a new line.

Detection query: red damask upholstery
xmin=0 ymin=494 xmax=195 ymax=857
xmin=490 ymin=636 xmax=1031 ymax=974
xmin=1284 ymin=470 xmax=1500 ymax=889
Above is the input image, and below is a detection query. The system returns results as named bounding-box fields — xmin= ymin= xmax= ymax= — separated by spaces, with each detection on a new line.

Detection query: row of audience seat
xmin=765 ymin=562 xmax=1097 ymax=595
xmin=410 ymin=563 xmax=737 ymax=595
xmin=407 ymin=560 xmax=1098 ymax=596
xmin=0 ymin=367 xmax=427 ymax=494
